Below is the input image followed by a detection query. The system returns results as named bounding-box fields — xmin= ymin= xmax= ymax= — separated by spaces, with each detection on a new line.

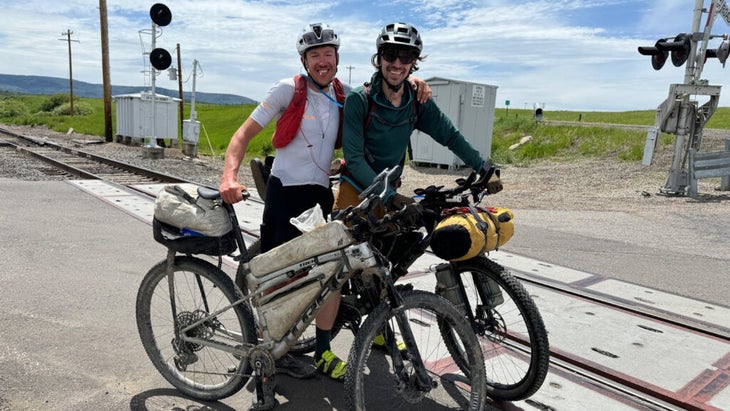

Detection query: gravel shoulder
xmin=2 ymin=123 xmax=729 ymax=216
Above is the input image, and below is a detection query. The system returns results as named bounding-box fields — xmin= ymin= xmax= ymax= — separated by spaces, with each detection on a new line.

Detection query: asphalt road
xmin=1 ymin=179 xmax=727 ymax=410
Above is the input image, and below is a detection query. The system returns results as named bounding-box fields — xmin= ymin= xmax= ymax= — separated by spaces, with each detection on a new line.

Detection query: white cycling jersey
xmin=250 ymin=77 xmax=350 ymax=188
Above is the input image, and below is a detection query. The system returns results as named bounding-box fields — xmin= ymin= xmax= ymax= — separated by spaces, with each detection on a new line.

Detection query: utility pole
xmin=99 ymin=0 xmax=113 ymax=142
xmin=345 ymin=65 xmax=355 ymax=85
xmin=177 ymin=43 xmax=184 ymax=143
xmin=59 ymin=29 xmax=79 ymax=116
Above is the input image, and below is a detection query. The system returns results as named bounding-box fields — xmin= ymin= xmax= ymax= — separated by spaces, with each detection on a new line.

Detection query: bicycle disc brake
xmin=478 ymin=305 xmax=507 ymax=344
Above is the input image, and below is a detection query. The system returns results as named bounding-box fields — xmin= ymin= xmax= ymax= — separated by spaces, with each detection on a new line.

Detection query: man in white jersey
xmin=219 ymin=23 xmax=431 ymax=380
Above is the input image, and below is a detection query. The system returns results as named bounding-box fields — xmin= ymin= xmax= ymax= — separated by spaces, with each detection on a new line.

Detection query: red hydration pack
xmin=271 ymin=75 xmax=346 ymax=149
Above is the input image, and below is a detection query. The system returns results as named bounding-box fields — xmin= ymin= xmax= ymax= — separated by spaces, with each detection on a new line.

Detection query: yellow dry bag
xmin=430 ymin=207 xmax=514 ymax=262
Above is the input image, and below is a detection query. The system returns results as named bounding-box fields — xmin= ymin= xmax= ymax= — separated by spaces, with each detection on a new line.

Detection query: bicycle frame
xmin=168 ymin=198 xmax=382 ymax=365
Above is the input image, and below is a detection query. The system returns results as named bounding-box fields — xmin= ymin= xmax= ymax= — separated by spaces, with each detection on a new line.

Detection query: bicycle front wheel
xmin=345 ymin=290 xmax=487 ymax=411
xmin=443 ymin=256 xmax=550 ymax=401
xmin=136 ymin=256 xmax=257 ymax=401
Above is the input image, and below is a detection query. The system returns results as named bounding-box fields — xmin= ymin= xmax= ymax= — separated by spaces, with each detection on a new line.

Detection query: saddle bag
xmin=152 ymin=184 xmax=236 ymax=255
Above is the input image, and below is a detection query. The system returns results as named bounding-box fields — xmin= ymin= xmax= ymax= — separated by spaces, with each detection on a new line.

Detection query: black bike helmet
xmin=376 ymin=23 xmax=422 ymax=54
xmin=297 ymin=23 xmax=340 ymax=56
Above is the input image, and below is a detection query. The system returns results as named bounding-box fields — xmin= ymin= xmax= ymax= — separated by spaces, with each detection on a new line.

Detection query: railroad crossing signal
xmin=142 ymin=2 xmax=173 ymax=152
xmin=638 ymin=33 xmax=693 ymax=70
xmin=638 ymin=32 xmax=730 ymax=71
xmin=639 ymin=0 xmax=730 ymax=197
xmin=149 ymin=3 xmax=172 ymax=70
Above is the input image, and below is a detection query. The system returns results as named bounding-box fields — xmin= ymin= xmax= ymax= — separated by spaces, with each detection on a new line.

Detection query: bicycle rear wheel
xmin=345 ymin=290 xmax=487 ymax=410
xmin=440 ymin=256 xmax=549 ymax=401
xmin=136 ymin=256 xmax=257 ymax=401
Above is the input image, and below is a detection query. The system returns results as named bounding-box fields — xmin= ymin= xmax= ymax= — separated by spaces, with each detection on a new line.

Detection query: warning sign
xmin=471 ymin=85 xmax=486 ymax=107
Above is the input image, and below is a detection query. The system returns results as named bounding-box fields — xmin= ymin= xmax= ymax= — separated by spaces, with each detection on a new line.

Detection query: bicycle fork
xmin=384 ymin=276 xmax=435 ymax=392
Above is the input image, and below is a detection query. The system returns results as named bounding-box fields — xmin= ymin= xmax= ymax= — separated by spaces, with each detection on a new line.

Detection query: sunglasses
xmin=380 ymin=49 xmax=419 ymax=64
xmin=302 ymin=29 xmax=336 ymax=45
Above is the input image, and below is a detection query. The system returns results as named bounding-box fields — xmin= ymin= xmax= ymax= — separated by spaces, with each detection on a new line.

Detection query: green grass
xmin=2 ymin=92 xmax=728 ymax=165
xmin=490 ymin=109 xmax=667 ymax=165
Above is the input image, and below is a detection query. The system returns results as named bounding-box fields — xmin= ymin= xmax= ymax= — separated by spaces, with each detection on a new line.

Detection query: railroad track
xmin=509 ymin=267 xmax=730 ymax=411
xmin=0 ymin=127 xmax=187 ymax=186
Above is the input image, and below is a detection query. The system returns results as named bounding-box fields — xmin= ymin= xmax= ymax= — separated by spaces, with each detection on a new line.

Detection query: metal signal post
xmin=639 ymin=0 xmax=730 ymax=196
xmin=141 ymin=3 xmax=173 ymax=156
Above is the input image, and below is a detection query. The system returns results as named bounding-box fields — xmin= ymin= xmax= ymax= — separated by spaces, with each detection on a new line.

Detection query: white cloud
xmin=1 ymin=1 xmax=729 ymax=111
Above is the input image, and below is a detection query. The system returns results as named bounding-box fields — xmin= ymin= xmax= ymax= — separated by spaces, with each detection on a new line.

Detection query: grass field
xmin=2 ymin=92 xmax=729 ymax=165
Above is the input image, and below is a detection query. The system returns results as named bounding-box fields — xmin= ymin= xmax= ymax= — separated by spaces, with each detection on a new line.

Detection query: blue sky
xmin=1 ymin=0 xmax=729 ymax=111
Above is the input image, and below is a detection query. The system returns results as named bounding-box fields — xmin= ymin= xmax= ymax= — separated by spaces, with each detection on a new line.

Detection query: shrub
xmin=0 ymin=98 xmax=30 ymax=117
xmin=40 ymin=94 xmax=70 ymax=112
xmin=51 ymin=101 xmax=93 ymax=116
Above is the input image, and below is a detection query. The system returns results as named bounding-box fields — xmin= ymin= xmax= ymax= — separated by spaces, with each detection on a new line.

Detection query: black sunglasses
xmin=380 ymin=48 xmax=419 ymax=64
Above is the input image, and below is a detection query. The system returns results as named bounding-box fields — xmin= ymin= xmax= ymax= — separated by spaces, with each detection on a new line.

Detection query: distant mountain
xmin=0 ymin=74 xmax=257 ymax=105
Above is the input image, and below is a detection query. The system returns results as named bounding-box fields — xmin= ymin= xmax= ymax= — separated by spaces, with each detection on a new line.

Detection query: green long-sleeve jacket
xmin=342 ymin=72 xmax=486 ymax=192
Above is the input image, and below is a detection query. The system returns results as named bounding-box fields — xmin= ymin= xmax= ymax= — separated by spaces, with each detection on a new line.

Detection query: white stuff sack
xmin=154 ymin=184 xmax=232 ymax=237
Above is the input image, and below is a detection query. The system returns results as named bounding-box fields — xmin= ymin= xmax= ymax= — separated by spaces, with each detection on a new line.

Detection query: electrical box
xmin=113 ymin=92 xmax=180 ymax=143
xmin=182 ymin=119 xmax=200 ymax=143
xmin=410 ymin=77 xmax=497 ymax=169
xmin=182 ymin=119 xmax=201 ymax=157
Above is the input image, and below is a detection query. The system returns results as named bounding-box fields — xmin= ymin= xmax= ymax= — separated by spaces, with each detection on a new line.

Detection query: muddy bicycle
xmin=248 ymin=160 xmax=551 ymax=402
xmin=135 ymin=168 xmax=488 ymax=410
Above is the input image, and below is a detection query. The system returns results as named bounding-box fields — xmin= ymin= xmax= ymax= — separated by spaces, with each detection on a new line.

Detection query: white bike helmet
xmin=376 ymin=22 xmax=422 ymax=54
xmin=296 ymin=23 xmax=340 ymax=55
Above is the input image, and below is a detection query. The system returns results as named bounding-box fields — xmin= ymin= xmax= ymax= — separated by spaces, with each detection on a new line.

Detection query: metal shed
xmin=113 ymin=92 xmax=179 ymax=144
xmin=410 ymin=77 xmax=497 ymax=168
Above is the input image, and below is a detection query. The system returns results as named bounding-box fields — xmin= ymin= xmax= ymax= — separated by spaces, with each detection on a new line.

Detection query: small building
xmin=113 ymin=92 xmax=179 ymax=145
xmin=410 ymin=77 xmax=497 ymax=168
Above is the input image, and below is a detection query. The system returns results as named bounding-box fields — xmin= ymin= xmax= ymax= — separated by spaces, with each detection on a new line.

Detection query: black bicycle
xmin=245 ymin=161 xmax=550 ymax=401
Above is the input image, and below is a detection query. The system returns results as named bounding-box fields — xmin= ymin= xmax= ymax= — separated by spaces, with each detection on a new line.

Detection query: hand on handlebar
xmin=386 ymin=192 xmax=415 ymax=211
xmin=219 ymin=179 xmax=249 ymax=204
xmin=475 ymin=165 xmax=503 ymax=195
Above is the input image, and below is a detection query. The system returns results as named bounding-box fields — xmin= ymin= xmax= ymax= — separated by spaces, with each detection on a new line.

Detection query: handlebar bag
xmin=430 ymin=207 xmax=514 ymax=261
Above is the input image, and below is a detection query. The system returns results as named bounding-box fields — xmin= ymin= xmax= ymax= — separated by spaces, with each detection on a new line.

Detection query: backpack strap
xmin=271 ymin=75 xmax=308 ymax=149
xmin=272 ymin=75 xmax=345 ymax=149
xmin=332 ymin=78 xmax=345 ymax=149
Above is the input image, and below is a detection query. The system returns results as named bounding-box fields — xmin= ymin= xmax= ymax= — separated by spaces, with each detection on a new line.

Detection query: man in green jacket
xmin=335 ymin=22 xmax=502 ymax=210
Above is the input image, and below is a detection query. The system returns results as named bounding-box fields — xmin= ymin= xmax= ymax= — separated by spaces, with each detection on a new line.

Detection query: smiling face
xmin=378 ymin=46 xmax=419 ymax=89
xmin=302 ymin=45 xmax=338 ymax=88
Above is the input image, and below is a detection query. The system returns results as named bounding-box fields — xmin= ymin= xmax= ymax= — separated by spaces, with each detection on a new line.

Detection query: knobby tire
xmin=345 ymin=290 xmax=487 ymax=410
xmin=136 ymin=256 xmax=257 ymax=401
xmin=439 ymin=256 xmax=550 ymax=401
